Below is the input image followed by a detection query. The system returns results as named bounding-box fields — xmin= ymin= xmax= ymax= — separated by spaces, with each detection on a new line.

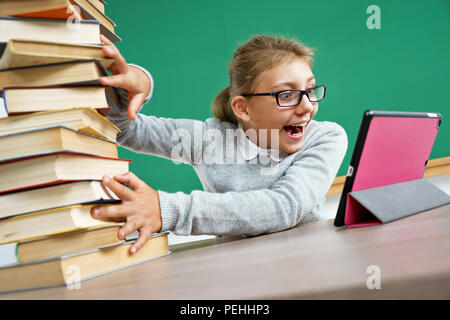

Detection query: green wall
xmin=106 ymin=0 xmax=450 ymax=194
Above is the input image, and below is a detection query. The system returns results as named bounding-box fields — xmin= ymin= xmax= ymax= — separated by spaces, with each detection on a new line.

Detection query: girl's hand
xmin=91 ymin=172 xmax=162 ymax=254
xmin=99 ymin=34 xmax=150 ymax=120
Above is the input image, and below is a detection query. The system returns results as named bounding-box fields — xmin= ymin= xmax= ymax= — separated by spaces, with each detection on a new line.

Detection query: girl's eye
xmin=279 ymin=92 xmax=292 ymax=99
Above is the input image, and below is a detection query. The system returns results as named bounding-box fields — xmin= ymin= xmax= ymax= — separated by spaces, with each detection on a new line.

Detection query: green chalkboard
xmin=106 ymin=0 xmax=450 ymax=194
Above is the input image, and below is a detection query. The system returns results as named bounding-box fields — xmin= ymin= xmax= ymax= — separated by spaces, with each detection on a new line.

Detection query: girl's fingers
xmin=129 ymin=227 xmax=151 ymax=254
xmin=119 ymin=217 xmax=140 ymax=240
xmin=100 ymin=34 xmax=114 ymax=46
xmin=99 ymin=73 xmax=127 ymax=88
xmin=100 ymin=36 xmax=148 ymax=121
xmin=102 ymin=175 xmax=134 ymax=200
xmin=91 ymin=203 xmax=129 ymax=221
xmin=127 ymin=92 xmax=146 ymax=121
xmin=100 ymin=36 xmax=128 ymax=74
xmin=114 ymin=172 xmax=146 ymax=192
xmin=107 ymin=62 xmax=118 ymax=75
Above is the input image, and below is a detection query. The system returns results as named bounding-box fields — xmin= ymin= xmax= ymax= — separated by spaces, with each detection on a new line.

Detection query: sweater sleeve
xmin=158 ymin=122 xmax=348 ymax=235
xmin=106 ymin=66 xmax=205 ymax=164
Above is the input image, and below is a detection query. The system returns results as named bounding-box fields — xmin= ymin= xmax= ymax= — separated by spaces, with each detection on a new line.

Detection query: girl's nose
xmin=294 ymin=94 xmax=314 ymax=115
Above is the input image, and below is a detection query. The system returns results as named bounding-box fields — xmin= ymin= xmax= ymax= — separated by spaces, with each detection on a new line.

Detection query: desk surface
xmin=2 ymin=205 xmax=450 ymax=299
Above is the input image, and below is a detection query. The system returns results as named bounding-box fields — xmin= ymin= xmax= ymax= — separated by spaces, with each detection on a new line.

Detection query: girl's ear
xmin=231 ymin=95 xmax=251 ymax=122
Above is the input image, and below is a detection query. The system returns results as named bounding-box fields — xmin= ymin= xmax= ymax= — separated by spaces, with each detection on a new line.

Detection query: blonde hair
xmin=212 ymin=34 xmax=315 ymax=125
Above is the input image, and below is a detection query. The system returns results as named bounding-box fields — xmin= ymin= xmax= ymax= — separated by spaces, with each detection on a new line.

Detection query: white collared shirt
xmin=236 ymin=123 xmax=288 ymax=162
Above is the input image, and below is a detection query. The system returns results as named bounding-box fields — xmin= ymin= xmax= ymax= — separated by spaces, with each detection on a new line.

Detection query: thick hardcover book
xmin=0 ymin=180 xmax=120 ymax=219
xmin=0 ymin=204 xmax=117 ymax=245
xmin=0 ymin=16 xmax=100 ymax=44
xmin=15 ymin=224 xmax=125 ymax=263
xmin=0 ymin=232 xmax=171 ymax=293
xmin=0 ymin=125 xmax=118 ymax=162
xmin=0 ymin=151 xmax=131 ymax=194
xmin=0 ymin=39 xmax=113 ymax=69
xmin=0 ymin=59 xmax=107 ymax=90
xmin=3 ymin=85 xmax=117 ymax=115
xmin=0 ymin=107 xmax=120 ymax=141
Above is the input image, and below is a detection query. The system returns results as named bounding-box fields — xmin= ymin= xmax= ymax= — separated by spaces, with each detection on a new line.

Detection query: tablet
xmin=333 ymin=110 xmax=442 ymax=227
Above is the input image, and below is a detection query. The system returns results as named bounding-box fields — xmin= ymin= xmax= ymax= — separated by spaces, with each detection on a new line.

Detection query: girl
xmin=92 ymin=34 xmax=348 ymax=254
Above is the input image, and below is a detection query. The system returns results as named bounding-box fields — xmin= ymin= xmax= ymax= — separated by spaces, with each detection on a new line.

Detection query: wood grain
xmin=2 ymin=204 xmax=449 ymax=299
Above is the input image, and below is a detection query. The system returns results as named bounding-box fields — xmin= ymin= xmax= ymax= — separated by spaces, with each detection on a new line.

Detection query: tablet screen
xmin=334 ymin=110 xmax=442 ymax=227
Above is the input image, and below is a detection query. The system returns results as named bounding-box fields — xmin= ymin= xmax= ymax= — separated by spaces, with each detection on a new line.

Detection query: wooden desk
xmin=2 ymin=205 xmax=449 ymax=300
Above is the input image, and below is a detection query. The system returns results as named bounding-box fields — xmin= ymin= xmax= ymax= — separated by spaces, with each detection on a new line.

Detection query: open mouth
xmin=283 ymin=123 xmax=306 ymax=139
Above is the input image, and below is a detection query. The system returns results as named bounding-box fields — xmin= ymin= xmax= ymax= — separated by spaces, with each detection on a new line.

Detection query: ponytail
xmin=212 ymin=86 xmax=238 ymax=125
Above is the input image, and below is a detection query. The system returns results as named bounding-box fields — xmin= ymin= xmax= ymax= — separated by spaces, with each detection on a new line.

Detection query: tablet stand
xmin=344 ymin=178 xmax=450 ymax=227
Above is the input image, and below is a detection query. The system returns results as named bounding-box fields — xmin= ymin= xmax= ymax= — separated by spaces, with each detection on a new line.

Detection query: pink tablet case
xmin=344 ymin=115 xmax=441 ymax=227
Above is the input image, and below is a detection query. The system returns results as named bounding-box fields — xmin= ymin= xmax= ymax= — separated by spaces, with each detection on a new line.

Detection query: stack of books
xmin=0 ymin=0 xmax=170 ymax=293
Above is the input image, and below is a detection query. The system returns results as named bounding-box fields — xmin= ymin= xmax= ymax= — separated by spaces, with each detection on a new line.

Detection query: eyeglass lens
xmin=277 ymin=86 xmax=325 ymax=107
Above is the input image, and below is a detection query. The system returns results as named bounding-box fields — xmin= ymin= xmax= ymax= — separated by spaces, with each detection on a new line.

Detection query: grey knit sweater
xmin=107 ymin=73 xmax=348 ymax=237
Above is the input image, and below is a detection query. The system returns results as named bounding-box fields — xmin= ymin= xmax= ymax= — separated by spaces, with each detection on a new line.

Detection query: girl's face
xmin=240 ymin=58 xmax=318 ymax=154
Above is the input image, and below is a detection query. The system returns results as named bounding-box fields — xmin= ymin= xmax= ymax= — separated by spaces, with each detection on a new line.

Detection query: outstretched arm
xmin=158 ymin=123 xmax=348 ymax=236
xmin=92 ymin=122 xmax=347 ymax=253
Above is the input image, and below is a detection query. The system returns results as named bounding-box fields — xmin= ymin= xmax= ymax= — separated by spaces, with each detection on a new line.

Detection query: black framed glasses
xmin=242 ymin=85 xmax=326 ymax=108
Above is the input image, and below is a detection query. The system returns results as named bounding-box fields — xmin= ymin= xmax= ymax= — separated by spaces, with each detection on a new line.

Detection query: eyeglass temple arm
xmin=241 ymin=93 xmax=275 ymax=97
